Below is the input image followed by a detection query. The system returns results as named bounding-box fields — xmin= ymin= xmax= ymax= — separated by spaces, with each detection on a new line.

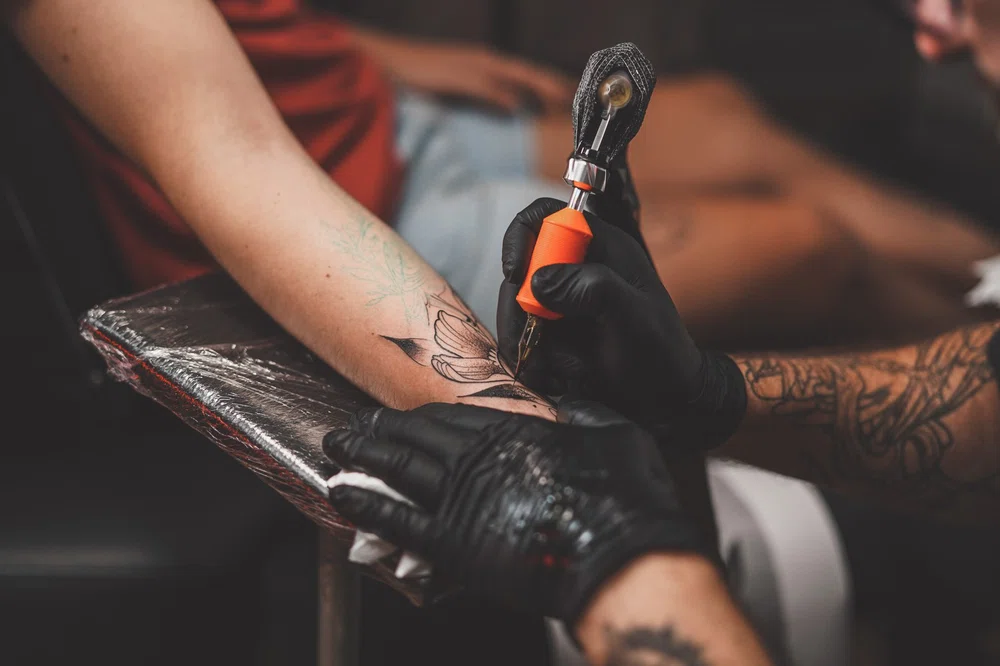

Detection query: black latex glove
xmin=498 ymin=198 xmax=747 ymax=451
xmin=323 ymin=401 xmax=709 ymax=625
xmin=589 ymin=150 xmax=648 ymax=254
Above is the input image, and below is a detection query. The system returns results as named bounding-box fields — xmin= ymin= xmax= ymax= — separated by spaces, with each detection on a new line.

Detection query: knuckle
xmin=580 ymin=266 xmax=613 ymax=301
xmin=387 ymin=446 xmax=414 ymax=477
xmin=370 ymin=409 xmax=402 ymax=437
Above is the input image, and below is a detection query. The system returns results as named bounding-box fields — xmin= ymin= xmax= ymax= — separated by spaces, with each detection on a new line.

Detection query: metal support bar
xmin=318 ymin=529 xmax=361 ymax=666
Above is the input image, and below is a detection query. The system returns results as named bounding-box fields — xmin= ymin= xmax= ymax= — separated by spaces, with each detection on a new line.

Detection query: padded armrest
xmin=80 ymin=272 xmax=425 ymax=602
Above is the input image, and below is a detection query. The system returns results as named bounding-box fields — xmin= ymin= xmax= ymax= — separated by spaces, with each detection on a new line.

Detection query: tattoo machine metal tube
xmin=514 ymin=44 xmax=656 ymax=380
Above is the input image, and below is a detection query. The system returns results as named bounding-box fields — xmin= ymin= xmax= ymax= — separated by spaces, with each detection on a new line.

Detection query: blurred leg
xmin=639 ymin=192 xmax=985 ymax=349
xmin=535 ymin=74 xmax=1000 ymax=345
xmin=534 ymin=74 xmax=786 ymax=192
xmin=640 ymin=193 xmax=862 ymax=348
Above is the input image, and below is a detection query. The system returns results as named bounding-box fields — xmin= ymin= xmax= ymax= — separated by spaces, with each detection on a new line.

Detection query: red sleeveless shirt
xmin=61 ymin=0 xmax=401 ymax=289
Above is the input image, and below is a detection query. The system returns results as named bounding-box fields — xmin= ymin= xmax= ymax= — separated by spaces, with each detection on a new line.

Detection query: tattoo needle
xmin=513 ymin=72 xmax=634 ymax=382
xmin=513 ymin=315 xmax=540 ymax=381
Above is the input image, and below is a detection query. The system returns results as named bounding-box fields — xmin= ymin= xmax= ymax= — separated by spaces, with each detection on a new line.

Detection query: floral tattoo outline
xmin=383 ymin=288 xmax=553 ymax=410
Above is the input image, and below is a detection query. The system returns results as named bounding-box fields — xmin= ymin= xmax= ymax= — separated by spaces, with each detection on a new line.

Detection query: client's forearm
xmin=576 ymin=554 xmax=773 ymax=666
xmin=165 ymin=147 xmax=549 ymax=415
xmin=12 ymin=0 xmax=549 ymax=417
xmin=720 ymin=321 xmax=1000 ymax=521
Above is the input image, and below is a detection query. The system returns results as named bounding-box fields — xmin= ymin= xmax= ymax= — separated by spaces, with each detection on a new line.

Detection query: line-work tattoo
xmin=322 ymin=193 xmax=552 ymax=413
xmin=605 ymin=625 xmax=710 ymax=666
xmin=384 ymin=287 xmax=554 ymax=413
xmin=738 ymin=322 xmax=1000 ymax=512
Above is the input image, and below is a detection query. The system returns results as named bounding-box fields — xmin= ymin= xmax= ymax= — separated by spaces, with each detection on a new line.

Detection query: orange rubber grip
xmin=516 ymin=207 xmax=594 ymax=320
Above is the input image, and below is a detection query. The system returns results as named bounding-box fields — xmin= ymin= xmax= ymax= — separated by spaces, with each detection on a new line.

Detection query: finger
xmin=547 ymin=348 xmax=588 ymax=383
xmin=410 ymin=403 xmax=515 ymax=432
xmin=557 ymin=399 xmax=631 ymax=427
xmin=352 ymin=407 xmax=478 ymax=463
xmin=501 ymin=198 xmax=567 ymax=281
xmin=531 ymin=263 xmax=637 ymax=318
xmin=490 ymin=58 xmax=575 ymax=108
xmin=323 ymin=430 xmax=445 ymax=509
xmin=329 ymin=486 xmax=444 ymax=559
xmin=451 ymin=78 xmax=522 ymax=113
xmin=583 ymin=212 xmax=654 ymax=273
xmin=587 ymin=179 xmax=648 ymax=254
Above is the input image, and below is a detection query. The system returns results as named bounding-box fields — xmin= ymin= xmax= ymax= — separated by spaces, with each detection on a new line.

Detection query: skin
xmin=6 ymin=0 xmax=550 ymax=417
xmin=13 ymin=0 xmax=989 ymax=364
xmin=347 ymin=23 xmax=575 ymax=114
xmin=570 ymin=322 xmax=1000 ymax=666
xmin=343 ymin=18 xmax=1000 ymax=661
xmin=722 ymin=320 xmax=1000 ymax=523
xmin=570 ymin=7 xmax=1000 ymax=664
xmin=6 ymin=1 xmax=996 ymax=663
xmin=906 ymin=0 xmax=1000 ymax=83
xmin=1 ymin=12 xmax=747 ymax=662
xmin=639 ymin=193 xmax=989 ymax=348
xmin=577 ymin=554 xmax=773 ymax=666
xmin=534 ymin=74 xmax=1000 ymax=347
xmin=709 ymin=1 xmax=1000 ymax=524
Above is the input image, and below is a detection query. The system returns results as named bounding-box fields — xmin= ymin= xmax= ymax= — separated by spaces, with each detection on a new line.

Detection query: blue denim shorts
xmin=392 ymin=90 xmax=564 ymax=334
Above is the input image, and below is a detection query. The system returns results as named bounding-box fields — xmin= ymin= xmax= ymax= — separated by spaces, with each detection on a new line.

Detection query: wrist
xmin=575 ymin=553 xmax=724 ymax=661
xmin=653 ymin=350 xmax=747 ymax=452
xmin=559 ymin=514 xmax=710 ymax=627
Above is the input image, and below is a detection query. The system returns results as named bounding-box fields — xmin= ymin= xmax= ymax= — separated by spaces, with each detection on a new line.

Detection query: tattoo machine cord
xmin=514 ymin=43 xmax=656 ymax=380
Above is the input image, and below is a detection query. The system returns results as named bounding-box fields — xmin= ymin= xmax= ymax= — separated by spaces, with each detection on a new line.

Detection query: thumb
xmin=531 ymin=263 xmax=634 ymax=318
xmin=557 ymin=399 xmax=631 ymax=427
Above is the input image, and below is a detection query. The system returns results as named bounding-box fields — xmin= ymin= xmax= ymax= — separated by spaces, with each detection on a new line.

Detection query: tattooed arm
xmin=9 ymin=0 xmax=549 ymax=416
xmin=721 ymin=322 xmax=1000 ymax=521
xmin=576 ymin=554 xmax=772 ymax=666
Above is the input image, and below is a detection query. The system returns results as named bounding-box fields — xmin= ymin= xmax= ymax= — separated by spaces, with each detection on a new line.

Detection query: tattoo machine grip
xmin=513 ymin=44 xmax=655 ymax=377
xmin=516 ymin=207 xmax=594 ymax=320
xmin=516 ymin=43 xmax=654 ymax=321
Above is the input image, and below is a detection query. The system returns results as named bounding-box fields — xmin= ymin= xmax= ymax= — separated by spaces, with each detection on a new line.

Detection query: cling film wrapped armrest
xmin=80 ymin=272 xmax=427 ymax=603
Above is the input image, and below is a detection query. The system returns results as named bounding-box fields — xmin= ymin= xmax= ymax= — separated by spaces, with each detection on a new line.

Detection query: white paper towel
xmin=326 ymin=471 xmax=432 ymax=580
xmin=966 ymin=255 xmax=1000 ymax=308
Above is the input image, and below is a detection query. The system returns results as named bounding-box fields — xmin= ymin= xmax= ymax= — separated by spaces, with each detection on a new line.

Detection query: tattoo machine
xmin=514 ymin=43 xmax=657 ymax=379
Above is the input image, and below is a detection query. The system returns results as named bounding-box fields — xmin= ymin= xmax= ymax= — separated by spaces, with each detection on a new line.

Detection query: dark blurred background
xmin=2 ymin=0 xmax=998 ymax=664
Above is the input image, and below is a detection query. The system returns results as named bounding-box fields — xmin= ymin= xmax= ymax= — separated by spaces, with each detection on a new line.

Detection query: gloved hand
xmin=498 ymin=198 xmax=747 ymax=451
xmin=323 ymin=401 xmax=710 ymax=625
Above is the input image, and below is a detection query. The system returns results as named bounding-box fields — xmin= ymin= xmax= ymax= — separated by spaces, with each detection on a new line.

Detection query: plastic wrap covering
xmin=80 ymin=272 xmax=426 ymax=603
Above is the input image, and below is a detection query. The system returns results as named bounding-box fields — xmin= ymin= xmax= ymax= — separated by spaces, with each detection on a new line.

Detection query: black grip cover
xmin=571 ymin=42 xmax=656 ymax=164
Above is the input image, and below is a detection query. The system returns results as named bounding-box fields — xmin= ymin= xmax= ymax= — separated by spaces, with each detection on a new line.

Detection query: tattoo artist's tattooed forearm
xmin=738 ymin=322 xmax=1000 ymax=511
xmin=605 ymin=625 xmax=710 ymax=666
xmin=385 ymin=287 xmax=555 ymax=413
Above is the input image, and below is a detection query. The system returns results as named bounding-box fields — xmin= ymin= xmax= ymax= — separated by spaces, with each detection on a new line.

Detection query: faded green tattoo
xmin=325 ymin=210 xmax=427 ymax=323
